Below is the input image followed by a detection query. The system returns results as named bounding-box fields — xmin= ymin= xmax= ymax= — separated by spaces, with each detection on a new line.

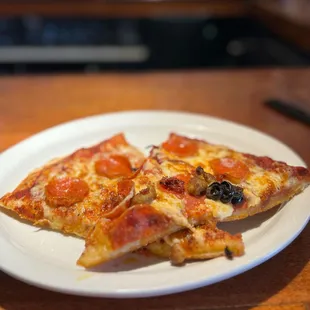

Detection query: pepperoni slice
xmin=210 ymin=158 xmax=250 ymax=182
xmin=45 ymin=177 xmax=89 ymax=207
xmin=110 ymin=204 xmax=172 ymax=248
xmin=162 ymin=134 xmax=198 ymax=157
xmin=95 ymin=155 xmax=132 ymax=178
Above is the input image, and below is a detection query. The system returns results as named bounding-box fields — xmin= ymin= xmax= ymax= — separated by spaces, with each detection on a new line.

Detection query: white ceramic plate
xmin=0 ymin=111 xmax=309 ymax=298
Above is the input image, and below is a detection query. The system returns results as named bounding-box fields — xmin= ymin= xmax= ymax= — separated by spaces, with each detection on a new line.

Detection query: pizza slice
xmin=158 ymin=133 xmax=310 ymax=221
xmin=146 ymin=222 xmax=245 ymax=264
xmin=0 ymin=133 xmax=145 ymax=238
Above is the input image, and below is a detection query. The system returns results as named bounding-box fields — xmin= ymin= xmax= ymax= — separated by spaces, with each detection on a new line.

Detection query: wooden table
xmin=0 ymin=69 xmax=309 ymax=310
xmin=252 ymin=0 xmax=310 ymax=51
xmin=0 ymin=0 xmax=247 ymax=17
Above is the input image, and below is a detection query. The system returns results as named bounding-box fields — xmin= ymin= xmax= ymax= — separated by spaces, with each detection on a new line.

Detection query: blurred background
xmin=0 ymin=0 xmax=309 ymax=75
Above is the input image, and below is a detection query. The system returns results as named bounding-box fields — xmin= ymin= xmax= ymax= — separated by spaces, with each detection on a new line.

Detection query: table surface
xmin=252 ymin=0 xmax=310 ymax=51
xmin=254 ymin=0 xmax=310 ymax=27
xmin=0 ymin=69 xmax=309 ymax=310
xmin=0 ymin=0 xmax=247 ymax=17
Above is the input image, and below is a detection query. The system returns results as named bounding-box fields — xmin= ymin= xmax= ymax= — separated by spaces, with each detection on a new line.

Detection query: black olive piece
xmin=231 ymin=186 xmax=244 ymax=205
xmin=231 ymin=195 xmax=243 ymax=205
xmin=221 ymin=181 xmax=234 ymax=193
xmin=234 ymin=185 xmax=243 ymax=193
xmin=206 ymin=182 xmax=223 ymax=200
xmin=224 ymin=246 xmax=233 ymax=260
xmin=219 ymin=181 xmax=234 ymax=203
xmin=220 ymin=191 xmax=234 ymax=203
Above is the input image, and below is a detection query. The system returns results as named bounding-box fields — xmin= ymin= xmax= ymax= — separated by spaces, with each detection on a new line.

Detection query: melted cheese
xmin=205 ymin=199 xmax=234 ymax=220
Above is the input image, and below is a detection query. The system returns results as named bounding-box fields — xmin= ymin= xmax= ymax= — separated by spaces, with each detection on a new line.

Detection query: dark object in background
xmin=0 ymin=16 xmax=310 ymax=75
xmin=265 ymin=99 xmax=310 ymax=127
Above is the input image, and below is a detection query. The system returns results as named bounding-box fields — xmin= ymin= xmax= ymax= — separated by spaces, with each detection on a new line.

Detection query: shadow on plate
xmin=88 ymin=253 xmax=164 ymax=273
xmin=218 ymin=204 xmax=283 ymax=235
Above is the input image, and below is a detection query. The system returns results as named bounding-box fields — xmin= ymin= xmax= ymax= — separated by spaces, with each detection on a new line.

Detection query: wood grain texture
xmin=0 ymin=0 xmax=247 ymax=17
xmin=250 ymin=305 xmax=307 ymax=310
xmin=252 ymin=0 xmax=310 ymax=51
xmin=0 ymin=69 xmax=309 ymax=309
xmin=253 ymin=0 xmax=310 ymax=27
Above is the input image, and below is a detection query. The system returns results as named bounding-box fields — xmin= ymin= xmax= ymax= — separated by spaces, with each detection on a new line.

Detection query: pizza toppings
xmin=187 ymin=176 xmax=208 ymax=197
xmin=45 ymin=177 xmax=89 ymax=207
xmin=224 ymin=246 xmax=233 ymax=260
xmin=210 ymin=157 xmax=250 ymax=183
xmin=131 ymin=185 xmax=157 ymax=206
xmin=231 ymin=186 xmax=244 ymax=205
xmin=159 ymin=177 xmax=185 ymax=194
xmin=95 ymin=155 xmax=132 ymax=178
xmin=206 ymin=182 xmax=223 ymax=201
xmin=109 ymin=204 xmax=173 ymax=249
xmin=187 ymin=166 xmax=216 ymax=197
xmin=220 ymin=181 xmax=235 ymax=203
xmin=195 ymin=166 xmax=216 ymax=184
xmin=206 ymin=181 xmax=244 ymax=205
xmin=162 ymin=134 xmax=198 ymax=157
xmin=186 ymin=167 xmax=244 ymax=205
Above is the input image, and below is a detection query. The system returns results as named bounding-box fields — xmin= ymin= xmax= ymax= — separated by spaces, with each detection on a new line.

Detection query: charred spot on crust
xmin=145 ymin=144 xmax=156 ymax=150
xmin=154 ymin=154 xmax=164 ymax=164
xmin=224 ymin=246 xmax=233 ymax=260
xmin=295 ymin=166 xmax=310 ymax=177
xmin=159 ymin=177 xmax=185 ymax=194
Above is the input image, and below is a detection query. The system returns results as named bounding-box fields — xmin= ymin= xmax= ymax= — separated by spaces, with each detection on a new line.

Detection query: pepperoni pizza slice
xmin=0 ymin=133 xmax=145 ymax=238
xmin=158 ymin=133 xmax=310 ymax=221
